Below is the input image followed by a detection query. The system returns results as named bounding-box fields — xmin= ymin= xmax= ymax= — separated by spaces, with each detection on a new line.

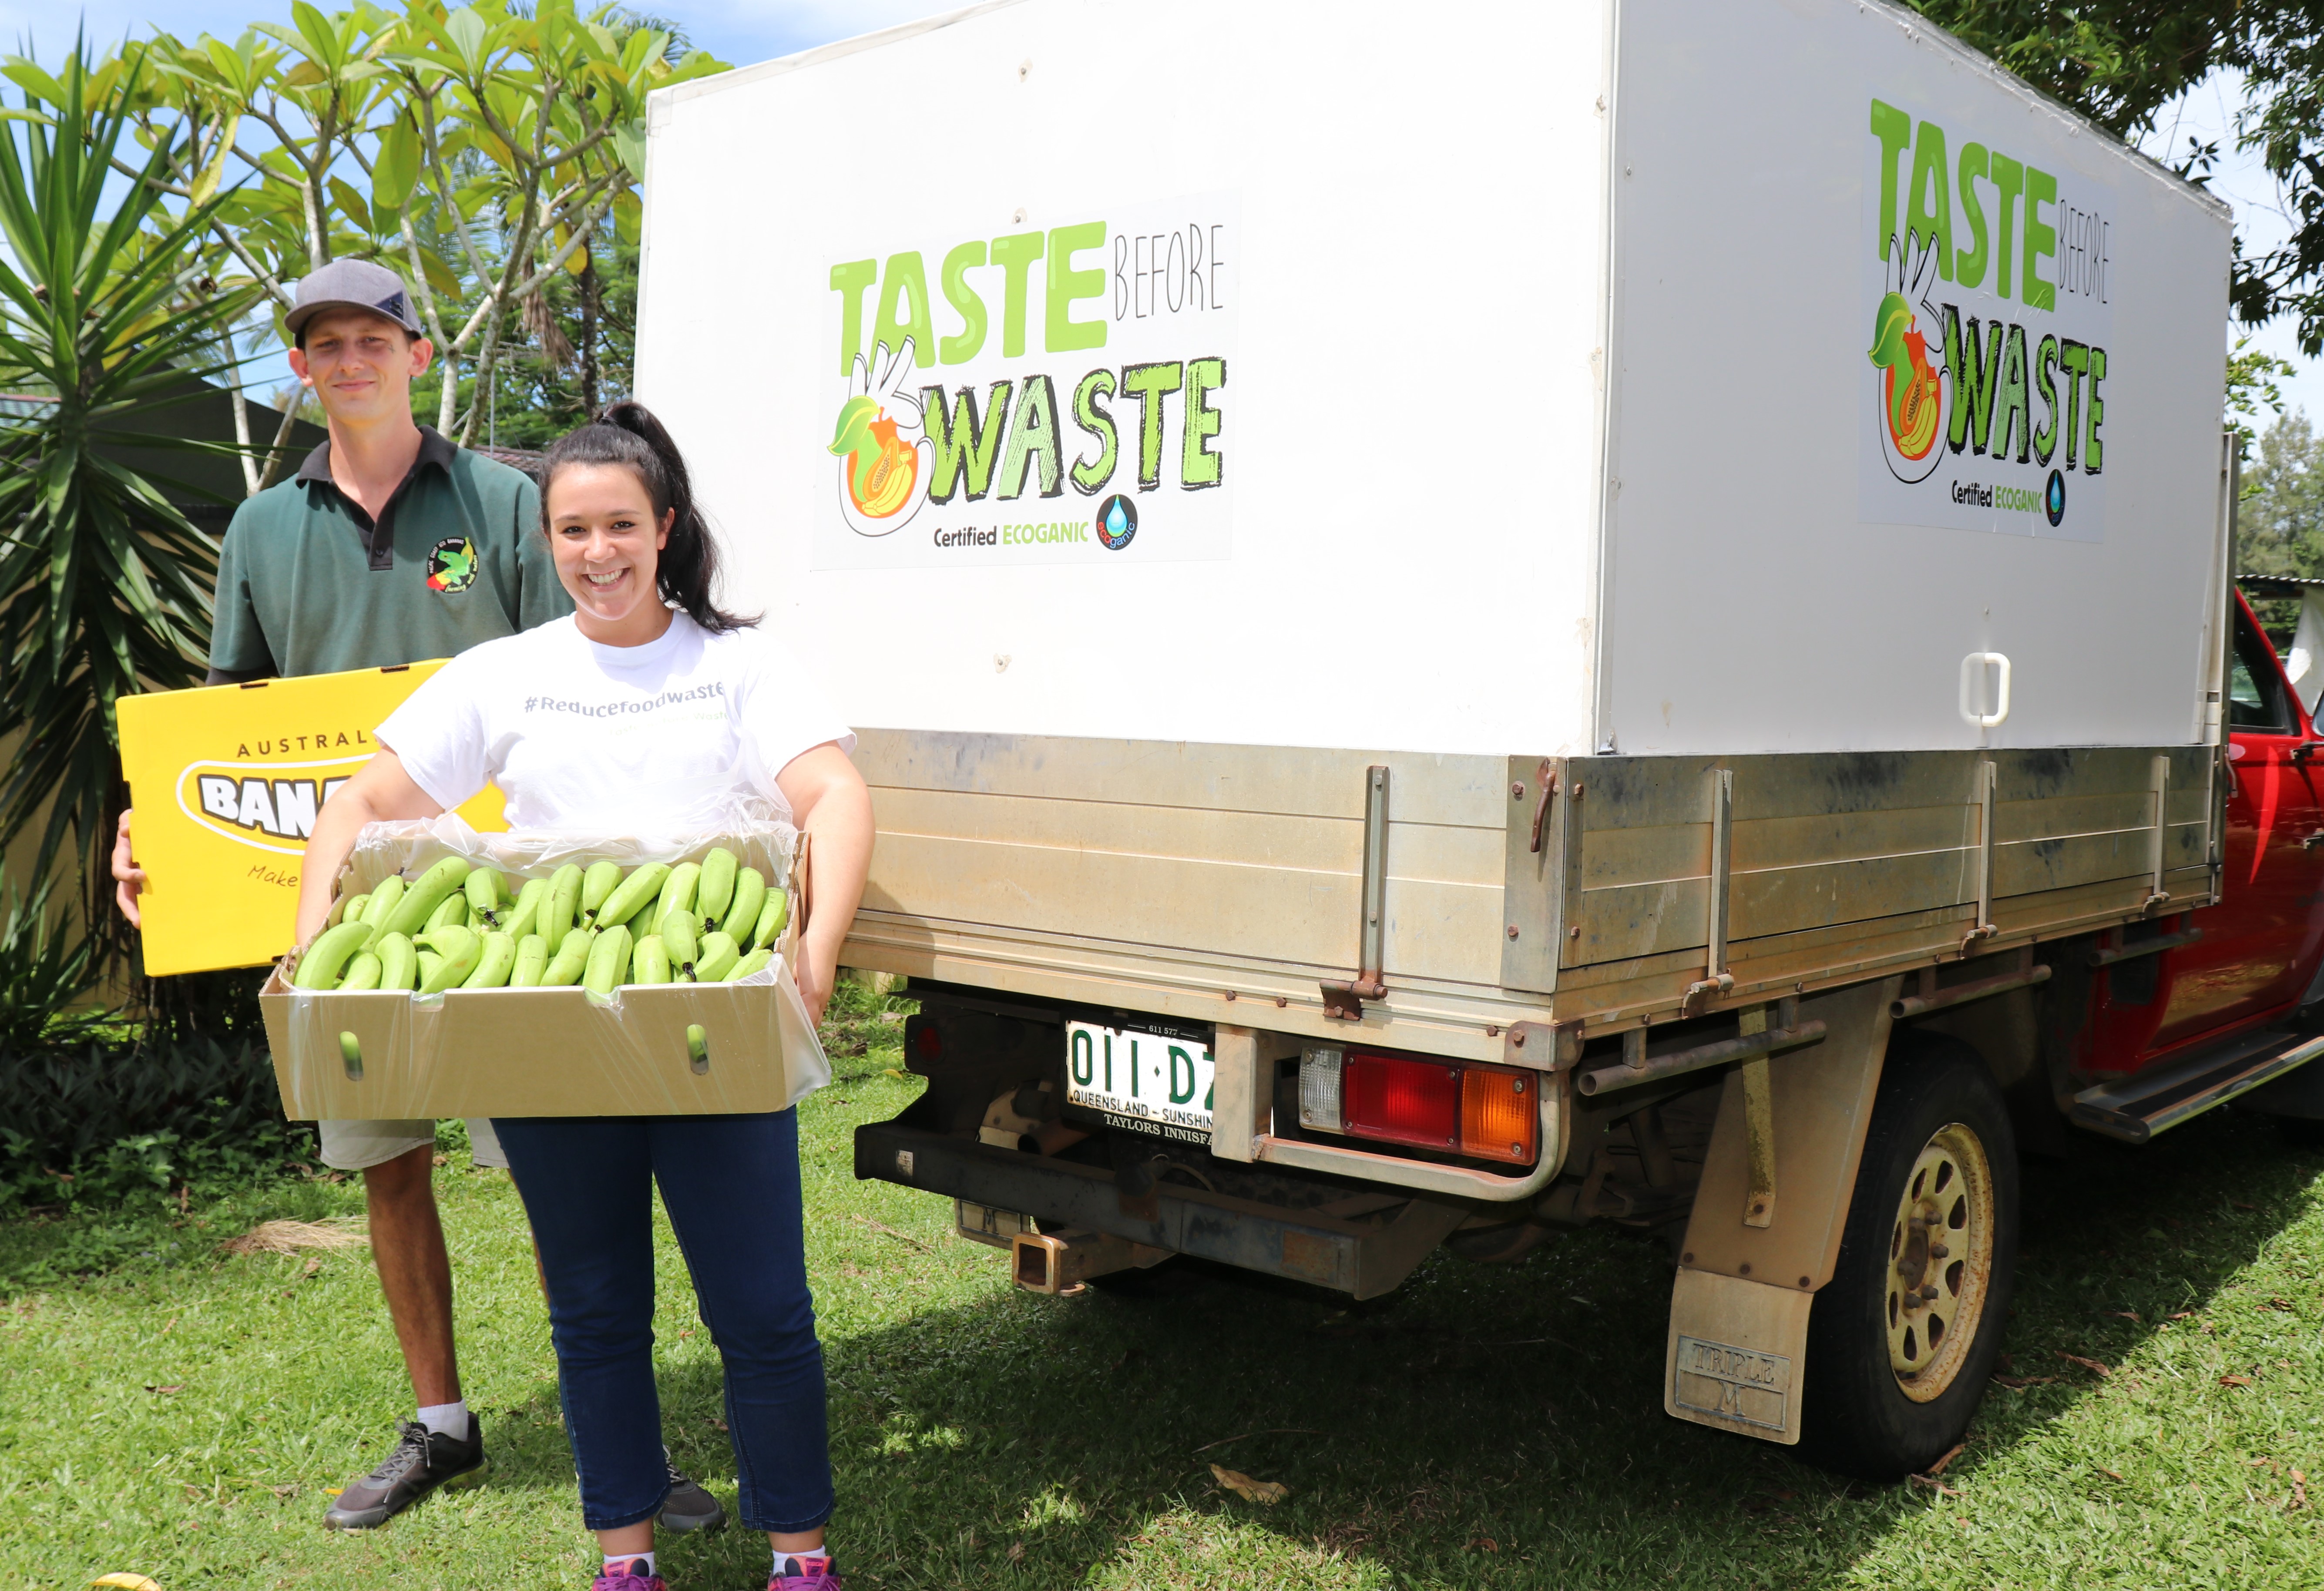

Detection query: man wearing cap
xmin=111 ymin=261 xmax=725 ymax=1536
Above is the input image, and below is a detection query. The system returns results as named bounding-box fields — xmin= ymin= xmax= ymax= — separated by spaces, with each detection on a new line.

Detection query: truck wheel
xmin=1798 ymin=1030 xmax=2018 ymax=1480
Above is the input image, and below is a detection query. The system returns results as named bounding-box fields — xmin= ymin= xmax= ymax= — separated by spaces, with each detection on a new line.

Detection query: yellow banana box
xmin=117 ymin=661 xmax=506 ymax=977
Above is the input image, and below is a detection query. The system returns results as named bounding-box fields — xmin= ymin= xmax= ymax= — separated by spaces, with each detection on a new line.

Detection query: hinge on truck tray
xmin=1323 ymin=765 xmax=1392 ymax=1021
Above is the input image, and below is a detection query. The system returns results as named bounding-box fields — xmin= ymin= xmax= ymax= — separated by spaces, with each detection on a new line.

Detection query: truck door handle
xmin=1960 ymin=652 xmax=2012 ymax=728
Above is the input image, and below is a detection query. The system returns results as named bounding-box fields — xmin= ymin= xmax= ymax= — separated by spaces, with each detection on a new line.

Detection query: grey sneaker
xmin=323 ymin=1417 xmax=487 ymax=1529
xmin=658 ymin=1447 xmax=726 ymax=1533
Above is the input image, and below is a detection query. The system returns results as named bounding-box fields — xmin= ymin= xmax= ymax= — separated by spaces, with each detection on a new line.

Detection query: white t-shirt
xmin=377 ymin=613 xmax=855 ymax=829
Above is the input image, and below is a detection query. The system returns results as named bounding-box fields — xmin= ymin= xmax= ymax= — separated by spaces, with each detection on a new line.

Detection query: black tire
xmin=1798 ymin=1029 xmax=2019 ymax=1480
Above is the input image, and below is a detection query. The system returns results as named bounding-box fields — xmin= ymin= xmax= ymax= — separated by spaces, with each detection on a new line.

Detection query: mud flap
xmin=1665 ymin=1268 xmax=1814 ymax=1442
xmin=1662 ymin=975 xmax=1902 ymax=1444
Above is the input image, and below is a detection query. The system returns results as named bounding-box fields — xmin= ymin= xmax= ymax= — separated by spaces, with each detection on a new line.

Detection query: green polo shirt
xmin=209 ymin=425 xmax=571 ymax=679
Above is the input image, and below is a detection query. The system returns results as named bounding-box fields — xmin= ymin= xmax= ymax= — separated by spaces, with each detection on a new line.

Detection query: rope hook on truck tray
xmin=1323 ymin=765 xmax=1392 ymax=1020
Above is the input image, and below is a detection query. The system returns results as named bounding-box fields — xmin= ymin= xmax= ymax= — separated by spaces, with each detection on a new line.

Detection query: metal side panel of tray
xmin=854 ymin=1121 xmax=1464 ymax=1300
xmin=843 ymin=731 xmax=2219 ymax=1047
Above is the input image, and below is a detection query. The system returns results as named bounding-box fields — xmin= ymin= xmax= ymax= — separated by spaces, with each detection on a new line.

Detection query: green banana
xmin=726 ymin=946 xmax=772 ymax=981
xmin=510 ymin=933 xmax=550 ymax=987
xmin=632 ymin=933 xmax=671 ymax=985
xmin=580 ymin=860 xmax=622 ymax=926
xmin=725 ymin=867 xmax=766 ymax=946
xmin=416 ymin=926 xmax=481 ymax=993
xmin=294 ymin=919 xmax=376 ymax=990
xmin=751 ymin=886 xmax=790 ymax=951
xmin=462 ymin=930 xmax=517 ymax=988
xmin=584 ymin=925 xmax=634 ymax=996
xmin=541 ymin=925 xmax=595 ymax=986
xmin=696 ymin=847 xmax=739 ymax=930
xmin=503 ymin=877 xmax=548 ymax=941
xmin=596 ymin=863 xmax=668 ymax=930
xmin=427 ymin=891 xmax=470 ymax=934
xmin=336 ymin=892 xmax=369 ymax=929
xmin=695 ymin=931 xmax=739 ymax=983
xmin=660 ymin=909 xmax=699 ymax=975
xmin=376 ymin=933 xmax=417 ymax=992
xmin=382 ymin=856 xmax=470 ymax=938
xmin=338 ymin=950 xmax=384 ymax=991
xmin=465 ymin=866 xmax=507 ymax=927
xmin=545 ymin=863 xmax=583 ymax=950
xmin=416 ymin=950 xmax=442 ymax=986
xmin=655 ymin=862 xmax=702 ymax=929
xmin=360 ymin=875 xmax=405 ymax=930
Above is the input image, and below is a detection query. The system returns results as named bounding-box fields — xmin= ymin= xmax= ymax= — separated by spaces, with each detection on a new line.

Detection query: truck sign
xmin=816 ymin=195 xmax=1238 ymax=569
xmin=1862 ymin=94 xmax=2114 ymax=541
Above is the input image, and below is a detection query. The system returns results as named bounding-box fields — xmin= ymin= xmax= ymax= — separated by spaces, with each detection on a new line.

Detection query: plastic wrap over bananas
xmin=259 ymin=792 xmax=829 ymax=1121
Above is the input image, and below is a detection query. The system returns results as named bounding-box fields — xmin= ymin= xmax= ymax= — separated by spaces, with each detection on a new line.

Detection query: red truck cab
xmin=2070 ymin=584 xmax=2324 ymax=1129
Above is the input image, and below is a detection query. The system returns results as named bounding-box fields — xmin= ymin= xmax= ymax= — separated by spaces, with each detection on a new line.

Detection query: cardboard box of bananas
xmin=261 ymin=831 xmax=827 ymax=1121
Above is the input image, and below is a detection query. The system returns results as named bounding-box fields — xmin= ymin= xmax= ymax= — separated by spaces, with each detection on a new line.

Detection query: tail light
xmin=1298 ymin=1045 xmax=1538 ymax=1165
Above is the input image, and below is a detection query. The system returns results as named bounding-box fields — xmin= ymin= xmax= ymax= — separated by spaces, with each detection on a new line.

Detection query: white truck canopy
xmin=637 ymin=0 xmax=2232 ymax=759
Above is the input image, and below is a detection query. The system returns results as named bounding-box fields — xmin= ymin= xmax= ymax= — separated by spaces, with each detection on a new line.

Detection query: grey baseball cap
xmin=285 ymin=258 xmax=425 ymax=338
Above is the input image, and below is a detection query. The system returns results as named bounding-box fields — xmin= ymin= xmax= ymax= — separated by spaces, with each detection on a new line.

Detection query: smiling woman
xmin=289 ymin=400 xmax=875 ymax=1591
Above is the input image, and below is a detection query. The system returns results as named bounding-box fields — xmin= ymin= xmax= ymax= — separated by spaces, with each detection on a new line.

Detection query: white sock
xmin=606 ymin=1552 xmax=656 ymax=1576
xmin=416 ymin=1400 xmax=470 ymax=1440
xmin=774 ymin=1547 xmax=833 ymax=1575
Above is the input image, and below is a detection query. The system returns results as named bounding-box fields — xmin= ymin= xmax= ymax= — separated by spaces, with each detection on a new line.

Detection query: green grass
xmin=5 ymin=994 xmax=2324 ymax=1589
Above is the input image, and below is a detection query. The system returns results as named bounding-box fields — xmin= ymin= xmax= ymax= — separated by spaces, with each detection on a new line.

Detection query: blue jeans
xmin=492 ymin=1110 xmax=833 ymax=1534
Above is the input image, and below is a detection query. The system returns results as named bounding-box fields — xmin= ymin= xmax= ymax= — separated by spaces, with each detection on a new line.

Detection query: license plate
xmin=1065 ymin=1019 xmax=1215 ymax=1143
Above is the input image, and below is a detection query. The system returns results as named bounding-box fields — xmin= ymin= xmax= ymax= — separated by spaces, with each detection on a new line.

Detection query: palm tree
xmin=0 ymin=47 xmax=261 ymax=941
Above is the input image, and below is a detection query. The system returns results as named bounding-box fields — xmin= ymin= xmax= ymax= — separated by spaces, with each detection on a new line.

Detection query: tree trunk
xmin=581 ymin=252 xmax=601 ymax=418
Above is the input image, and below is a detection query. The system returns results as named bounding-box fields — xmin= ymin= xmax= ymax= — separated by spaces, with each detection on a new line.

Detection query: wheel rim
xmin=1884 ymin=1120 xmax=1994 ymax=1403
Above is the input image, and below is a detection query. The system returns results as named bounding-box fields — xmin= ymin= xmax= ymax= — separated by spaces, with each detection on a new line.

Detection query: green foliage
xmin=1907 ymin=1 xmax=2238 ymax=141
xmin=0 ymin=50 xmax=265 ymax=907
xmin=2229 ymin=336 xmax=2297 ymax=451
xmin=1914 ymin=3 xmax=2324 ymax=350
xmin=0 ymin=1030 xmax=315 ymax=1214
xmin=0 ymin=876 xmax=107 ymax=1052
xmin=104 ymin=2 xmax=729 ymax=456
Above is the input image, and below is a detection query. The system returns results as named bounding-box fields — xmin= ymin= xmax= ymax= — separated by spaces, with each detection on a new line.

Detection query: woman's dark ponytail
xmin=539 ymin=400 xmax=756 ymax=633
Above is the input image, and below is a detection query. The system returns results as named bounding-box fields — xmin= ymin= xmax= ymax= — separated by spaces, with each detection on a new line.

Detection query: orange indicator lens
xmin=1459 ymin=1064 xmax=1538 ymax=1165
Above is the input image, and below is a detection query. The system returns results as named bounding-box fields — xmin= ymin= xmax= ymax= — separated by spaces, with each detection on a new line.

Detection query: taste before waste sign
xmin=814 ymin=194 xmax=1238 ymax=569
xmin=1859 ymin=95 xmax=2112 ymax=543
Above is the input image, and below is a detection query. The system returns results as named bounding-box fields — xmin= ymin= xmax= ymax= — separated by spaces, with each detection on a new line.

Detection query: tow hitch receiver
xmin=1011 ymin=1227 xmax=1169 ymax=1294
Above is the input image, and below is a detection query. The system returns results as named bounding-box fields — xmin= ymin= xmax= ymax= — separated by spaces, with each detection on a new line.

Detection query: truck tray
xmin=844 ymin=731 xmax=2220 ymax=1061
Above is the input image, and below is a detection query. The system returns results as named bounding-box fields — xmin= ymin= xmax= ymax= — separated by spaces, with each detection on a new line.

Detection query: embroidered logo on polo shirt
xmin=425 ymin=537 xmax=477 ymax=593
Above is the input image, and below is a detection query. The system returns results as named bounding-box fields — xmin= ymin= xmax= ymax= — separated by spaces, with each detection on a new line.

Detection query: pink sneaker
xmin=769 ymin=1553 xmax=840 ymax=1589
xmin=594 ymin=1561 xmax=666 ymax=1591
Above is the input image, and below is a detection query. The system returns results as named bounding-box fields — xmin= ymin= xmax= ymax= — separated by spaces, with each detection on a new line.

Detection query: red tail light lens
xmin=1343 ymin=1052 xmax=1461 ymax=1151
xmin=1305 ymin=1046 xmax=1541 ymax=1166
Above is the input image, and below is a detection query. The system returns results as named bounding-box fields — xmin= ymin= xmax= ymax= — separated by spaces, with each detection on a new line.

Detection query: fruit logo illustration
xmin=1867 ymin=229 xmax=1947 ymax=485
xmin=829 ymin=337 xmax=932 ymax=537
xmin=426 ymin=537 xmax=477 ymax=593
